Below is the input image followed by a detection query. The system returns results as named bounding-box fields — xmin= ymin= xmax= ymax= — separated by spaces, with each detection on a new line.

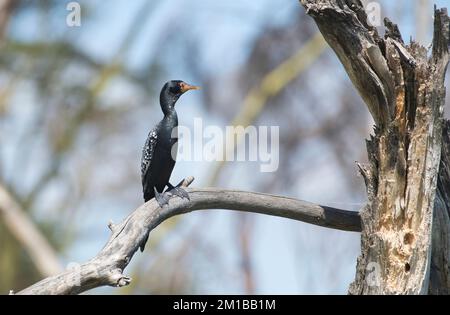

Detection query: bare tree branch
xmin=16 ymin=177 xmax=360 ymax=295
xmin=0 ymin=184 xmax=63 ymax=277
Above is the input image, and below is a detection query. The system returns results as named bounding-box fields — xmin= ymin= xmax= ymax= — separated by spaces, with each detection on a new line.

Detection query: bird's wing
xmin=141 ymin=126 xmax=158 ymax=200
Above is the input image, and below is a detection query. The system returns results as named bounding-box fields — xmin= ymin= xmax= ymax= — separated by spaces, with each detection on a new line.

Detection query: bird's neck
xmin=160 ymin=91 xmax=179 ymax=131
xmin=160 ymin=92 xmax=179 ymax=117
xmin=163 ymin=110 xmax=178 ymax=126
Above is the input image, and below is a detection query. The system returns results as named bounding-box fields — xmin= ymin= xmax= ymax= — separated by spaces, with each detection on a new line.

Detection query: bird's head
xmin=160 ymin=80 xmax=199 ymax=115
xmin=161 ymin=79 xmax=198 ymax=100
xmin=167 ymin=80 xmax=200 ymax=95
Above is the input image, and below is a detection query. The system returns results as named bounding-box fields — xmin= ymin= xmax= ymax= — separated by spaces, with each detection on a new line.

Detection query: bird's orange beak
xmin=180 ymin=82 xmax=200 ymax=93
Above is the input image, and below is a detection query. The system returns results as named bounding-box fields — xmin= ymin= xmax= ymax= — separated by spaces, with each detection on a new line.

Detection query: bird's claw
xmin=169 ymin=187 xmax=190 ymax=200
xmin=167 ymin=182 xmax=190 ymax=200
xmin=154 ymin=187 xmax=170 ymax=207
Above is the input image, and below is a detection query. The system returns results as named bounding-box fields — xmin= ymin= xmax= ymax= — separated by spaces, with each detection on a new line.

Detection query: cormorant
xmin=141 ymin=80 xmax=199 ymax=207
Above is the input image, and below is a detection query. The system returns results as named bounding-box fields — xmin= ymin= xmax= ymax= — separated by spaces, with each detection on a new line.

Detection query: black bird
xmin=141 ymin=80 xmax=199 ymax=207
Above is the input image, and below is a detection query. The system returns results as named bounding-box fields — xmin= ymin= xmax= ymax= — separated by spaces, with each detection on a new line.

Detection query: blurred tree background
xmin=0 ymin=0 xmax=449 ymax=294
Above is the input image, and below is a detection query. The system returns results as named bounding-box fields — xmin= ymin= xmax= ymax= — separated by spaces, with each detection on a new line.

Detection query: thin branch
xmin=17 ymin=177 xmax=360 ymax=295
xmin=0 ymin=184 xmax=63 ymax=277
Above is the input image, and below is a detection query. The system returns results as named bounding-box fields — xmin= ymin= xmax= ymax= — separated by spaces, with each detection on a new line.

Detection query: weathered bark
xmin=429 ymin=121 xmax=450 ymax=294
xmin=300 ymin=0 xmax=449 ymax=294
xmin=16 ymin=177 xmax=361 ymax=295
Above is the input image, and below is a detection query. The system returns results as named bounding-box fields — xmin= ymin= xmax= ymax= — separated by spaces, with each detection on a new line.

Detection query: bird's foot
xmin=167 ymin=181 xmax=190 ymax=200
xmin=154 ymin=187 xmax=170 ymax=207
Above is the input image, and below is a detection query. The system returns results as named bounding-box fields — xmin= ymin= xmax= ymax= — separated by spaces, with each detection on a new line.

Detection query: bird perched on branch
xmin=141 ymin=80 xmax=199 ymax=207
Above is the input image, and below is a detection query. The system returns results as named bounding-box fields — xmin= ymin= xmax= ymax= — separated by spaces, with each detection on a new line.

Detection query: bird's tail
xmin=141 ymin=190 xmax=154 ymax=250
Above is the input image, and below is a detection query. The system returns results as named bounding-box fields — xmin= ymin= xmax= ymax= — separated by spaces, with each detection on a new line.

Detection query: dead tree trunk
xmin=300 ymin=0 xmax=450 ymax=294
xmin=429 ymin=122 xmax=450 ymax=294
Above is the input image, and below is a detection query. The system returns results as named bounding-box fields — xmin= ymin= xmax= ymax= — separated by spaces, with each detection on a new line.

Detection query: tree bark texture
xmin=17 ymin=177 xmax=360 ymax=295
xmin=300 ymin=0 xmax=450 ymax=294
